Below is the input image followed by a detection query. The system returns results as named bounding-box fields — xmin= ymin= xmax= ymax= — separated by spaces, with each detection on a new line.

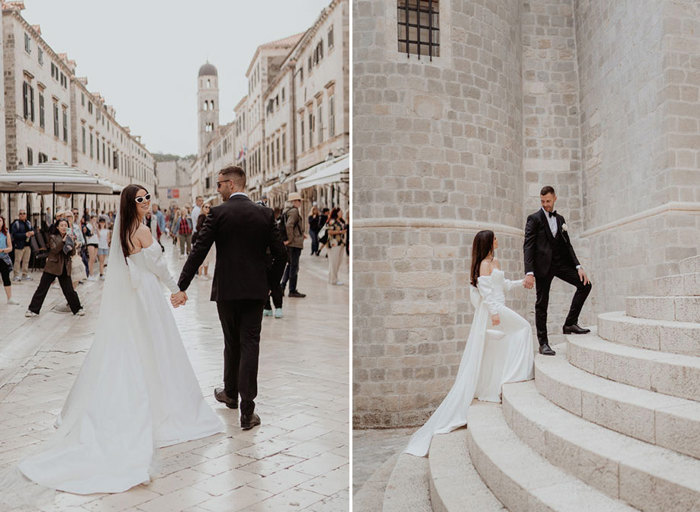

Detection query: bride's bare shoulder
xmin=129 ymin=225 xmax=152 ymax=253
xmin=479 ymin=259 xmax=493 ymax=277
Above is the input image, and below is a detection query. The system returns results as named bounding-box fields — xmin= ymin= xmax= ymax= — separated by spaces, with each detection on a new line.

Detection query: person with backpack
xmin=280 ymin=192 xmax=307 ymax=298
xmin=10 ymin=209 xmax=35 ymax=281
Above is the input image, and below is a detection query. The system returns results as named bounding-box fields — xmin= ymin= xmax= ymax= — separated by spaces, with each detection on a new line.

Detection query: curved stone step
xmin=598 ymin=311 xmax=700 ymax=356
xmin=428 ymin=429 xmax=506 ymax=512
xmin=680 ymin=255 xmax=700 ymax=275
xmin=566 ymin=332 xmax=700 ymax=401
xmin=651 ymin=272 xmax=700 ymax=296
xmin=502 ymin=381 xmax=700 ymax=512
xmin=383 ymin=453 xmax=431 ymax=512
xmin=626 ymin=296 xmax=700 ymax=322
xmin=466 ymin=402 xmax=637 ymax=512
xmin=353 ymin=453 xmax=399 ymax=512
xmin=535 ymin=352 xmax=700 ymax=459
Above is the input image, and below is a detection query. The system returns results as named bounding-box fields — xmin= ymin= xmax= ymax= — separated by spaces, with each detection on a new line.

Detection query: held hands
xmin=170 ymin=291 xmax=188 ymax=308
xmin=523 ymin=274 xmax=535 ymax=289
xmin=491 ymin=314 xmax=501 ymax=326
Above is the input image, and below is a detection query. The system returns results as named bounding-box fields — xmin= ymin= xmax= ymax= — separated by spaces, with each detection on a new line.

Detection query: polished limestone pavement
xmin=0 ymin=240 xmax=349 ymax=511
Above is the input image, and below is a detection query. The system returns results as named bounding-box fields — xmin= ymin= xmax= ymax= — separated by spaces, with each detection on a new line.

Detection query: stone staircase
xmin=355 ymin=254 xmax=700 ymax=512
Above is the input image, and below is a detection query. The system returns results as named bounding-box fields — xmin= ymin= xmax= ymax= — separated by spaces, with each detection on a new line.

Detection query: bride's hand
xmin=170 ymin=291 xmax=187 ymax=307
xmin=491 ymin=314 xmax=500 ymax=326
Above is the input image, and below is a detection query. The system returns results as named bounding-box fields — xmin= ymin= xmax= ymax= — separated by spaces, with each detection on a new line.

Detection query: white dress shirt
xmin=229 ymin=192 xmax=249 ymax=199
xmin=191 ymin=205 xmax=201 ymax=233
xmin=542 ymin=206 xmax=557 ymax=237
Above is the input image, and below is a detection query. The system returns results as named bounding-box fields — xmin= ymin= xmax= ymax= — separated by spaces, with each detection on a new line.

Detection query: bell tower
xmin=197 ymin=61 xmax=219 ymax=156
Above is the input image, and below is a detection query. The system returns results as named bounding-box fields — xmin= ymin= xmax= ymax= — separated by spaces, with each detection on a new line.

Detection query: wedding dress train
xmin=404 ymin=268 xmax=534 ymax=456
xmin=16 ymin=224 xmax=224 ymax=495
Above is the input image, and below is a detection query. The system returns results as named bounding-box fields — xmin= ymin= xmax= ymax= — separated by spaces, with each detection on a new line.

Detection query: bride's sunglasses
xmin=135 ymin=193 xmax=151 ymax=204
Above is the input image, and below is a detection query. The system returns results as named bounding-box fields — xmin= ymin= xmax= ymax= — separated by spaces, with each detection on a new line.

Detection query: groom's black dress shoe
xmin=288 ymin=291 xmax=306 ymax=298
xmin=240 ymin=412 xmax=261 ymax=431
xmin=539 ymin=343 xmax=556 ymax=356
xmin=563 ymin=324 xmax=591 ymax=335
xmin=214 ymin=388 xmax=238 ymax=409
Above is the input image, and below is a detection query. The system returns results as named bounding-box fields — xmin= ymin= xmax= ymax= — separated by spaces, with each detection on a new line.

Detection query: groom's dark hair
xmin=540 ymin=186 xmax=555 ymax=196
xmin=219 ymin=166 xmax=246 ymax=190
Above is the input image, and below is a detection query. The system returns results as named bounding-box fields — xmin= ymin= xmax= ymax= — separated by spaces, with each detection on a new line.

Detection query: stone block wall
xmin=354 ymin=0 xmax=526 ymax=428
xmin=576 ymin=0 xmax=700 ymax=314
xmin=520 ymin=0 xmax=590 ymax=330
xmin=353 ymin=0 xmax=700 ymax=428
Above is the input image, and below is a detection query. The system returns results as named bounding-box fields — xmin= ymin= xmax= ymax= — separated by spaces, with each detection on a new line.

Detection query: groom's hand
xmin=578 ymin=268 xmax=590 ymax=286
xmin=524 ymin=274 xmax=535 ymax=289
xmin=170 ymin=291 xmax=188 ymax=308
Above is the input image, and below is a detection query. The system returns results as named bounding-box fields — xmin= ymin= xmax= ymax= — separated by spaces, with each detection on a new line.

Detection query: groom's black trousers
xmin=216 ymin=299 xmax=265 ymax=416
xmin=535 ymin=260 xmax=592 ymax=345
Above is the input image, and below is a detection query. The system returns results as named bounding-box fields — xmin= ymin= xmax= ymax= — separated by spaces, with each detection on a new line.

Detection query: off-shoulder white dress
xmin=405 ymin=268 xmax=534 ymax=456
xmin=18 ymin=240 xmax=224 ymax=494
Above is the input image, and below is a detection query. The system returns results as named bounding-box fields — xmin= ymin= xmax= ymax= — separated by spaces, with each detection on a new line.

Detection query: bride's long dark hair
xmin=470 ymin=230 xmax=495 ymax=287
xmin=119 ymin=184 xmax=148 ymax=260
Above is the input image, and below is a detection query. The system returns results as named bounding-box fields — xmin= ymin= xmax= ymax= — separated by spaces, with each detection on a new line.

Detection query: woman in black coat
xmin=26 ymin=219 xmax=84 ymax=317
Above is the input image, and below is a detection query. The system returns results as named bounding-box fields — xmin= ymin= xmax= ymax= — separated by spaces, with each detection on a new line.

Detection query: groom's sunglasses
xmin=135 ymin=194 xmax=151 ymax=204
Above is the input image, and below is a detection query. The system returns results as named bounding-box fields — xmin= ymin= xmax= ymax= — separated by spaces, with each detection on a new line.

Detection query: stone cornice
xmin=580 ymin=202 xmax=700 ymax=238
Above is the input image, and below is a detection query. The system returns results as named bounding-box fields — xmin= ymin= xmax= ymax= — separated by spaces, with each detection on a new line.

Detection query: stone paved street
xmin=0 ymin=241 xmax=349 ymax=511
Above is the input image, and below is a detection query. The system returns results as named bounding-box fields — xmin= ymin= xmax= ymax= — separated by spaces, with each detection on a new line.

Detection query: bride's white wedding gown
xmin=405 ymin=268 xmax=534 ymax=456
xmin=17 ymin=237 xmax=224 ymax=494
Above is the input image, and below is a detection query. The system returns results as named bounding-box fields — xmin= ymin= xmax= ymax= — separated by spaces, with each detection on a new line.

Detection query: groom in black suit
xmin=523 ymin=186 xmax=592 ymax=356
xmin=175 ymin=166 xmax=287 ymax=430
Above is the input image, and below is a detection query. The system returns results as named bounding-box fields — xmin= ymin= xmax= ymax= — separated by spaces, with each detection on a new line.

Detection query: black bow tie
xmin=548 ymin=211 xmax=557 ymax=218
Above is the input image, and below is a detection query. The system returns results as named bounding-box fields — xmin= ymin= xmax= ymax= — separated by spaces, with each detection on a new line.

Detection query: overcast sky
xmin=22 ymin=0 xmax=331 ymax=156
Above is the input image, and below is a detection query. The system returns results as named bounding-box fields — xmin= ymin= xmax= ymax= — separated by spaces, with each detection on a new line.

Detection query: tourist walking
xmin=173 ymin=209 xmax=193 ymax=257
xmin=191 ymin=196 xmax=203 ymax=236
xmin=66 ymin=211 xmax=87 ymax=288
xmin=97 ymin=218 xmax=110 ymax=280
xmin=264 ymin=208 xmax=284 ymax=318
xmin=25 ymin=219 xmax=84 ymax=317
xmin=280 ymin=192 xmax=307 ymax=298
xmin=84 ymin=215 xmax=100 ymax=281
xmin=194 ymin=203 xmax=215 ymax=278
xmin=0 ymin=216 xmax=20 ymax=305
xmin=308 ymin=206 xmax=322 ymax=256
xmin=326 ymin=208 xmax=347 ymax=285
xmin=10 ymin=209 xmax=35 ymax=281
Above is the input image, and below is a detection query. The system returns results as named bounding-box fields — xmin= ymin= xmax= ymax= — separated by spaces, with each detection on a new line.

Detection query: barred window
xmin=397 ymin=0 xmax=439 ymax=60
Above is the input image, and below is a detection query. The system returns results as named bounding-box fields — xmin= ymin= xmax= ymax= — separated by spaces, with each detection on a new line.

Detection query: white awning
xmin=295 ymin=155 xmax=349 ymax=190
xmin=0 ymin=162 xmax=120 ymax=195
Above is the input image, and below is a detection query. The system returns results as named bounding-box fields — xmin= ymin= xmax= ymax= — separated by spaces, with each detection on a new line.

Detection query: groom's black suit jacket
xmin=178 ymin=195 xmax=288 ymax=301
xmin=523 ymin=209 xmax=580 ymax=278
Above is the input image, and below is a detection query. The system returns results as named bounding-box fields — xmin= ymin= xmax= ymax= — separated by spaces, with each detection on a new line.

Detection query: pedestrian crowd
xmin=0 ymin=191 xmax=348 ymax=319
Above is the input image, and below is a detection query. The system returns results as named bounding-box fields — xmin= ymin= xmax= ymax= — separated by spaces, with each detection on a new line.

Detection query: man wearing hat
xmin=281 ymin=192 xmax=307 ymax=298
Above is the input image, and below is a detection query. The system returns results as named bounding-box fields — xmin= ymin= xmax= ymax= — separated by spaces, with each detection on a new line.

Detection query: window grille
xmin=397 ymin=0 xmax=439 ymax=60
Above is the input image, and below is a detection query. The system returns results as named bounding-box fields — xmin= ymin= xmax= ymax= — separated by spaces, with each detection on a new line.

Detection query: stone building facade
xmin=245 ymin=33 xmax=303 ymax=200
xmin=189 ymin=0 xmax=350 ymax=214
xmin=0 ymin=2 xmax=155 ymax=220
xmin=155 ymin=158 xmax=194 ymax=209
xmin=353 ymin=0 xmax=700 ymax=428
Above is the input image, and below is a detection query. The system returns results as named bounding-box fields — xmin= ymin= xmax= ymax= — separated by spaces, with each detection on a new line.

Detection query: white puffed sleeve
xmin=505 ymin=278 xmax=524 ymax=292
xmin=477 ymin=280 xmax=501 ymax=316
xmin=143 ymin=245 xmax=180 ymax=294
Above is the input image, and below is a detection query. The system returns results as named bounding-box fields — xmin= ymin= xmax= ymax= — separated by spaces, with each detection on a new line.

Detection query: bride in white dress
xmin=405 ymin=230 xmax=534 ymax=457
xmin=14 ymin=185 xmax=224 ymax=495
